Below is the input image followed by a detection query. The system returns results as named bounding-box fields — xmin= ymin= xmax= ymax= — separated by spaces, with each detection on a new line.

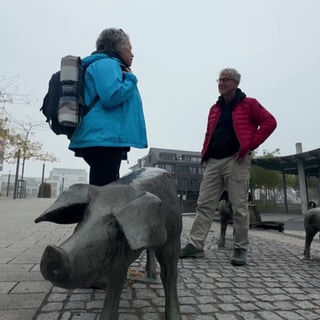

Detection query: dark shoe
xmin=179 ymin=243 xmax=204 ymax=258
xmin=230 ymin=248 xmax=246 ymax=266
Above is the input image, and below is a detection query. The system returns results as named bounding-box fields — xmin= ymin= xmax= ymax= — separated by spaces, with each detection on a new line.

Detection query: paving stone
xmin=236 ymin=294 xmax=257 ymax=302
xmin=119 ymin=314 xmax=139 ymax=320
xmin=217 ymin=303 xmax=240 ymax=312
xmin=272 ymin=294 xmax=291 ymax=301
xmin=215 ymin=313 xmax=239 ymax=320
xmin=296 ymin=309 xmax=320 ymax=319
xmin=47 ymin=293 xmax=68 ymax=302
xmin=190 ymin=316 xmax=215 ymax=320
xmin=276 ymin=311 xmax=304 ymax=319
xmin=42 ymin=302 xmax=64 ymax=312
xmin=294 ymin=300 xmax=318 ymax=309
xmin=0 ymin=281 xmax=17 ymax=294
xmin=118 ymin=300 xmax=130 ymax=308
xmin=0 ymin=270 xmax=44 ymax=281
xmin=86 ymin=300 xmax=104 ymax=309
xmin=196 ymin=296 xmax=217 ymax=304
xmin=217 ymin=295 xmax=240 ymax=303
xmin=198 ymin=304 xmax=218 ymax=313
xmin=65 ymin=301 xmax=86 ymax=310
xmin=52 ymin=286 xmax=70 ymax=293
xmin=0 ymin=293 xmax=46 ymax=309
xmin=274 ymin=301 xmax=297 ymax=310
xmin=142 ymin=313 xmax=162 ymax=320
xmin=180 ymin=305 xmax=198 ymax=313
xmin=237 ymin=312 xmax=262 ymax=320
xmin=70 ymin=313 xmax=96 ymax=320
xmin=0 ymin=263 xmax=34 ymax=272
xmin=60 ymin=312 xmax=72 ymax=320
xmin=131 ymin=299 xmax=151 ymax=308
xmin=258 ymin=311 xmax=283 ymax=320
xmin=237 ymin=303 xmax=259 ymax=311
xmin=69 ymin=293 xmax=92 ymax=302
xmin=256 ymin=294 xmax=276 ymax=302
xmin=35 ymin=312 xmax=60 ymax=320
xmin=0 ymin=309 xmax=37 ymax=320
xmin=10 ymin=281 xmax=52 ymax=293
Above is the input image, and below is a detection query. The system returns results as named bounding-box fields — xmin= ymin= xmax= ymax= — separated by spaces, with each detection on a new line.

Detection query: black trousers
xmin=80 ymin=147 xmax=124 ymax=186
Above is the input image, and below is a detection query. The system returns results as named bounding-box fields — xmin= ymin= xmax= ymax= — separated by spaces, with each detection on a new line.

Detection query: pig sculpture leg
xmin=218 ymin=197 xmax=233 ymax=248
xmin=145 ymin=248 xmax=158 ymax=280
xmin=155 ymin=239 xmax=181 ymax=318
xmin=35 ymin=167 xmax=182 ymax=320
xmin=100 ymin=248 xmax=143 ymax=319
xmin=304 ymin=208 xmax=320 ymax=260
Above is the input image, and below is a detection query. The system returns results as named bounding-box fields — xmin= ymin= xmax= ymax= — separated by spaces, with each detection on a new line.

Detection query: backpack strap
xmin=82 ymin=95 xmax=99 ymax=116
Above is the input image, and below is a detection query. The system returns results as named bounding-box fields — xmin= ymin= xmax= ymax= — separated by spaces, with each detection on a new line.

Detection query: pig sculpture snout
xmin=40 ymin=245 xmax=71 ymax=286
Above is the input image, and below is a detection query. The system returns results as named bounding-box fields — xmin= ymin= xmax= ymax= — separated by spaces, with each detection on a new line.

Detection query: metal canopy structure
xmin=252 ymin=147 xmax=320 ymax=214
xmin=252 ymin=148 xmax=320 ymax=177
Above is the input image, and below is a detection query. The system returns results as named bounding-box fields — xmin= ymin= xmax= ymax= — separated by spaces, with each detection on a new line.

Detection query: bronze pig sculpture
xmin=304 ymin=207 xmax=320 ymax=260
xmin=35 ymin=167 xmax=182 ymax=320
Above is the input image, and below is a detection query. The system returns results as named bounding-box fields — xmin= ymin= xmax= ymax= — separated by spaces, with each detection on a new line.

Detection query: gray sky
xmin=1 ymin=0 xmax=319 ymax=178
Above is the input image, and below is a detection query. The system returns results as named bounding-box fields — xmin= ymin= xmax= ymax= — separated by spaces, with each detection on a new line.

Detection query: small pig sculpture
xmin=35 ymin=167 xmax=182 ymax=320
xmin=304 ymin=207 xmax=320 ymax=260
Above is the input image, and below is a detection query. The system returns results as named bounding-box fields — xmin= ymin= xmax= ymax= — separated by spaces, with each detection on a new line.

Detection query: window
xmin=159 ymin=153 xmax=176 ymax=160
xmin=172 ymin=178 xmax=178 ymax=186
xmin=180 ymin=166 xmax=188 ymax=174
xmin=188 ymin=166 xmax=197 ymax=175
xmin=199 ymin=167 xmax=205 ymax=175
xmin=164 ymin=164 xmax=175 ymax=174
xmin=190 ymin=179 xmax=199 ymax=186
xmin=141 ymin=158 xmax=147 ymax=167
xmin=157 ymin=163 xmax=175 ymax=174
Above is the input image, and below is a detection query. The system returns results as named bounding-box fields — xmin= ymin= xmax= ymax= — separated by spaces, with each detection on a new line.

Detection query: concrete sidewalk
xmin=1 ymin=197 xmax=320 ymax=320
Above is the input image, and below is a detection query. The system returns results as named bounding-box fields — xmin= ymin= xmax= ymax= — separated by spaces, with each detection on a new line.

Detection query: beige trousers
xmin=190 ymin=154 xmax=251 ymax=250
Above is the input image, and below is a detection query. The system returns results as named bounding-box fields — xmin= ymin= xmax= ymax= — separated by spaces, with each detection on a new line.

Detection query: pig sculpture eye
xmin=105 ymin=217 xmax=120 ymax=238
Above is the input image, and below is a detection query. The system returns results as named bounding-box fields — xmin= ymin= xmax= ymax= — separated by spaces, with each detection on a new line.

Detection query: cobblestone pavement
xmin=1 ymin=198 xmax=320 ymax=320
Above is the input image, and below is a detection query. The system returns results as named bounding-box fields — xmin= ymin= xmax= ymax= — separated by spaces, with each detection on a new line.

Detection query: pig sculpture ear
xmin=34 ymin=184 xmax=99 ymax=224
xmin=114 ymin=191 xmax=167 ymax=251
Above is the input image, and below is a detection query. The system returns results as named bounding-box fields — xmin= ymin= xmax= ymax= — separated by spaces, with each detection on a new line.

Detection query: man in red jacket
xmin=180 ymin=68 xmax=277 ymax=266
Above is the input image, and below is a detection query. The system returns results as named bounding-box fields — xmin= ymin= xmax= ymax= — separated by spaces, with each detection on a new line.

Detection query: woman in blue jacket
xmin=69 ymin=28 xmax=148 ymax=186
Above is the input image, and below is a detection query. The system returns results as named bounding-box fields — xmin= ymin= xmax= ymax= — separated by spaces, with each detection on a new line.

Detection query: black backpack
xmin=40 ymin=55 xmax=99 ymax=139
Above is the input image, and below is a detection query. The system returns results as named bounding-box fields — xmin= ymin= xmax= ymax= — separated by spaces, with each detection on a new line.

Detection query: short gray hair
xmin=96 ymin=28 xmax=130 ymax=52
xmin=219 ymin=68 xmax=241 ymax=84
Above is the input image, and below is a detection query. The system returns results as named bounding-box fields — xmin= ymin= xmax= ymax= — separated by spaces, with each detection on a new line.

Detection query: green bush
xmin=38 ymin=183 xmax=51 ymax=198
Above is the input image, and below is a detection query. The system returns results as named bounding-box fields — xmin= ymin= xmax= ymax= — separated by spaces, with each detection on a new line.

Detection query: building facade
xmin=46 ymin=168 xmax=88 ymax=197
xmin=0 ymin=168 xmax=88 ymax=198
xmin=131 ymin=147 xmax=203 ymax=211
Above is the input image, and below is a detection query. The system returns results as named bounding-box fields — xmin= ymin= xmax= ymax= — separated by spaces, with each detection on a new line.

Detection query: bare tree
xmin=4 ymin=114 xmax=58 ymax=179
xmin=1 ymin=75 xmax=58 ymax=178
xmin=0 ymin=74 xmax=29 ymax=105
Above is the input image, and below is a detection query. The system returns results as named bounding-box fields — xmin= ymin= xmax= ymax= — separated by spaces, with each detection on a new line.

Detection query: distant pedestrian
xmin=180 ymin=68 xmax=277 ymax=266
xmin=69 ymin=28 xmax=148 ymax=186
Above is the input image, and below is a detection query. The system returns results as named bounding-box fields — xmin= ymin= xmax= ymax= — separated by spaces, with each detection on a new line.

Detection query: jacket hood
xmin=82 ymin=50 xmax=128 ymax=69
xmin=218 ymin=88 xmax=246 ymax=108
xmin=81 ymin=53 xmax=109 ymax=68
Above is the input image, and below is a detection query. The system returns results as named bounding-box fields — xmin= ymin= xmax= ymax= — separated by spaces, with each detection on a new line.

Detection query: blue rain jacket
xmin=69 ymin=53 xmax=148 ymax=152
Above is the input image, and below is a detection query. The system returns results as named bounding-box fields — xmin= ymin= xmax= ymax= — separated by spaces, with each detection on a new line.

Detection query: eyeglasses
xmin=216 ymin=77 xmax=234 ymax=83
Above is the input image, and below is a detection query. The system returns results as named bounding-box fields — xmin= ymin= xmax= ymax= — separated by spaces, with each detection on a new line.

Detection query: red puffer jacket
xmin=201 ymin=97 xmax=277 ymax=161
